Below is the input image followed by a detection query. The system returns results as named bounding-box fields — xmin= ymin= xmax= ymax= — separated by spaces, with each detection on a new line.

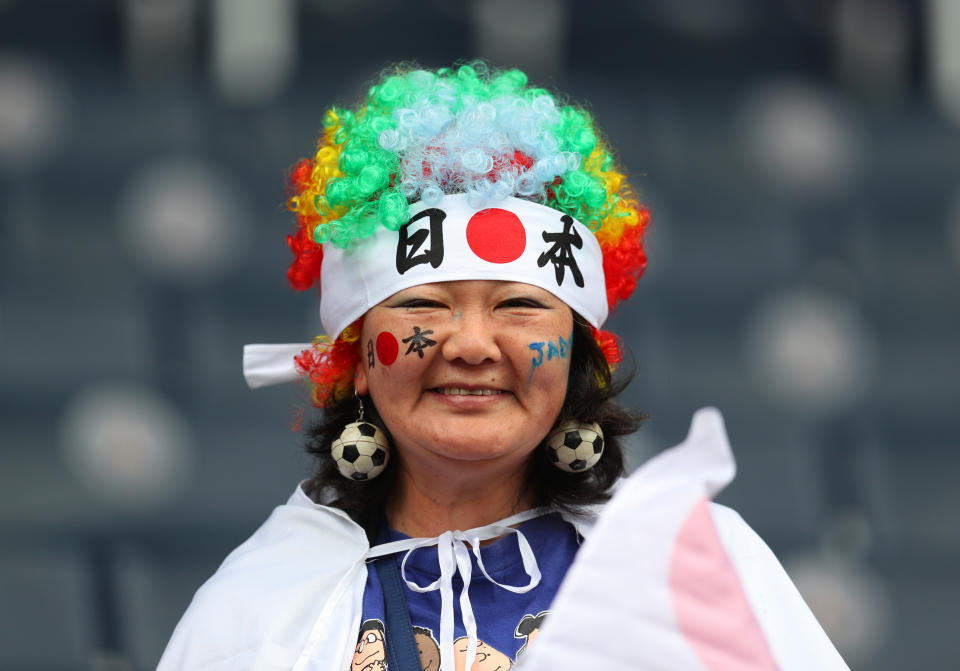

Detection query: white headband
xmin=320 ymin=194 xmax=608 ymax=339
xmin=243 ymin=195 xmax=607 ymax=388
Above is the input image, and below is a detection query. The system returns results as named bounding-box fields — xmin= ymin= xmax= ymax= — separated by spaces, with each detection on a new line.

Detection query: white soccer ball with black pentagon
xmin=331 ymin=421 xmax=389 ymax=481
xmin=546 ymin=421 xmax=604 ymax=472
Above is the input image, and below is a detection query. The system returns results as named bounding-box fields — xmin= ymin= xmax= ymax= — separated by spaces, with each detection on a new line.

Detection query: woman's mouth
xmin=434 ymin=387 xmax=503 ymax=396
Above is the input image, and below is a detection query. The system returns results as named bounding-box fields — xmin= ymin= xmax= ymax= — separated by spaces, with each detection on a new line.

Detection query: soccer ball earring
xmin=331 ymin=395 xmax=390 ymax=481
xmin=545 ymin=420 xmax=604 ymax=472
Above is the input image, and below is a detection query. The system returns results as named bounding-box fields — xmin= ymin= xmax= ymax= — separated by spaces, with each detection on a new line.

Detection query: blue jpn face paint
xmin=529 ymin=342 xmax=546 ymax=370
xmin=528 ymin=332 xmax=572 ymax=380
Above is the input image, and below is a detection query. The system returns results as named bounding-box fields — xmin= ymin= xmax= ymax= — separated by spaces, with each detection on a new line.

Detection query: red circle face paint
xmin=466 ymin=208 xmax=526 ymax=263
xmin=375 ymin=331 xmax=399 ymax=365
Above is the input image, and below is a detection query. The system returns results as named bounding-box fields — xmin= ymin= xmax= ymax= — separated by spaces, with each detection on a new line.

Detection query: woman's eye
xmin=396 ymin=299 xmax=443 ymax=308
xmin=500 ymin=298 xmax=545 ymax=309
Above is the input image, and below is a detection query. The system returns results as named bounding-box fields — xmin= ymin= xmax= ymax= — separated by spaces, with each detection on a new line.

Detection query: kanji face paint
xmin=402 ymin=326 xmax=437 ymax=358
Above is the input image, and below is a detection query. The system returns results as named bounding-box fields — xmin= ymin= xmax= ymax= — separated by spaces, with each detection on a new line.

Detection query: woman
xmin=160 ymin=63 xmax=845 ymax=671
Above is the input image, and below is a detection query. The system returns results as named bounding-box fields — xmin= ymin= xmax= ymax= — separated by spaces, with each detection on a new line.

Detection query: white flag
xmin=517 ymin=407 xmax=847 ymax=671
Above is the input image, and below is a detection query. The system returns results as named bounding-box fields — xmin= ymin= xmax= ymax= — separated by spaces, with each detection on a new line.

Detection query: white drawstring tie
xmin=365 ymin=507 xmax=548 ymax=671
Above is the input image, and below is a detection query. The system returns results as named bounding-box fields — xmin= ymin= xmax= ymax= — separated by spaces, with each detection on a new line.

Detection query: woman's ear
xmin=354 ymin=357 xmax=370 ymax=396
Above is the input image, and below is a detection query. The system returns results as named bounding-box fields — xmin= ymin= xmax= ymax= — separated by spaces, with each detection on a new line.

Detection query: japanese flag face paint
xmin=375 ymin=331 xmax=399 ymax=366
xmin=320 ymin=195 xmax=606 ymax=340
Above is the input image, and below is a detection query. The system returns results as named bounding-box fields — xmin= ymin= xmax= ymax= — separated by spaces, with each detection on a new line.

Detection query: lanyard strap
xmin=374 ymin=524 xmax=422 ymax=671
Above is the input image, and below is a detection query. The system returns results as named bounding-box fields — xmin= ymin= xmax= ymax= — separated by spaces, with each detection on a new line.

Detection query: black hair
xmin=515 ymin=611 xmax=549 ymax=637
xmin=302 ymin=317 xmax=644 ymax=541
xmin=357 ymin=619 xmax=385 ymax=643
xmin=412 ymin=626 xmax=435 ymax=638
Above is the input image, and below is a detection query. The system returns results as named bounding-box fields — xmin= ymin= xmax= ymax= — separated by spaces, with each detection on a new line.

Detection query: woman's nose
xmin=440 ymin=313 xmax=502 ymax=365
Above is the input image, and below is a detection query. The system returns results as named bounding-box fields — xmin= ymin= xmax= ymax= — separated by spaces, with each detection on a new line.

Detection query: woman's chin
xmin=382 ymin=395 xmax=557 ymax=469
xmin=410 ymin=427 xmax=541 ymax=467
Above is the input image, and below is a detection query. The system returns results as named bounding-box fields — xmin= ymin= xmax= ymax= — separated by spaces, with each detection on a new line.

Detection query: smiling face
xmin=415 ymin=628 xmax=440 ymax=671
xmin=355 ymin=280 xmax=573 ymax=474
xmin=453 ymin=637 xmax=513 ymax=671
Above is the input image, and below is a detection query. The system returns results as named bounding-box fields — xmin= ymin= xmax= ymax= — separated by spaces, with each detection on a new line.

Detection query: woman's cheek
xmin=367 ymin=325 xmax=439 ymax=370
xmin=365 ymin=331 xmax=395 ymax=370
xmin=395 ymin=324 xmax=439 ymax=360
xmin=526 ymin=331 xmax=573 ymax=382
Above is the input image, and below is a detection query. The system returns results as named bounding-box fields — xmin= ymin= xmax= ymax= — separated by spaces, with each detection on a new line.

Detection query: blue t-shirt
xmin=350 ymin=512 xmax=581 ymax=670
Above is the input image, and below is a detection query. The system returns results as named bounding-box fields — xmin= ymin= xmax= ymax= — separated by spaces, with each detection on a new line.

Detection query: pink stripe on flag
xmin=669 ymin=500 xmax=781 ymax=671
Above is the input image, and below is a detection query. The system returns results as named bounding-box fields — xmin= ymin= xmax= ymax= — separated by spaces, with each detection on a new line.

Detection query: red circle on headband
xmin=375 ymin=332 xmax=399 ymax=365
xmin=466 ymin=208 xmax=526 ymax=264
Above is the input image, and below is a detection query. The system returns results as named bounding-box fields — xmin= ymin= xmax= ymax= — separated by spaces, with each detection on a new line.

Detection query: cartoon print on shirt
xmin=453 ymin=635 xmax=513 ymax=671
xmin=413 ymin=625 xmax=440 ymax=671
xmin=352 ymin=619 xmax=387 ymax=671
xmin=514 ymin=610 xmax=550 ymax=657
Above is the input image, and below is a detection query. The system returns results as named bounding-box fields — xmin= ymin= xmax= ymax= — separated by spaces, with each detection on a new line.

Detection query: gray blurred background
xmin=1 ymin=0 xmax=958 ymax=669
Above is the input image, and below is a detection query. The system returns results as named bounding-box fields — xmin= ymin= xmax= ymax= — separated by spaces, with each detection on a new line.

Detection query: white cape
xmin=159 ymin=409 xmax=847 ymax=670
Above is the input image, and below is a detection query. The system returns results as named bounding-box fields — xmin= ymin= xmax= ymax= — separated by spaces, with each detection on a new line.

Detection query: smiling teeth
xmin=438 ymin=388 xmax=501 ymax=396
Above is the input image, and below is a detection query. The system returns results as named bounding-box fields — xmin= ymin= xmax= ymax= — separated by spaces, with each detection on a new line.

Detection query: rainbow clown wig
xmin=271 ymin=62 xmax=648 ymax=407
